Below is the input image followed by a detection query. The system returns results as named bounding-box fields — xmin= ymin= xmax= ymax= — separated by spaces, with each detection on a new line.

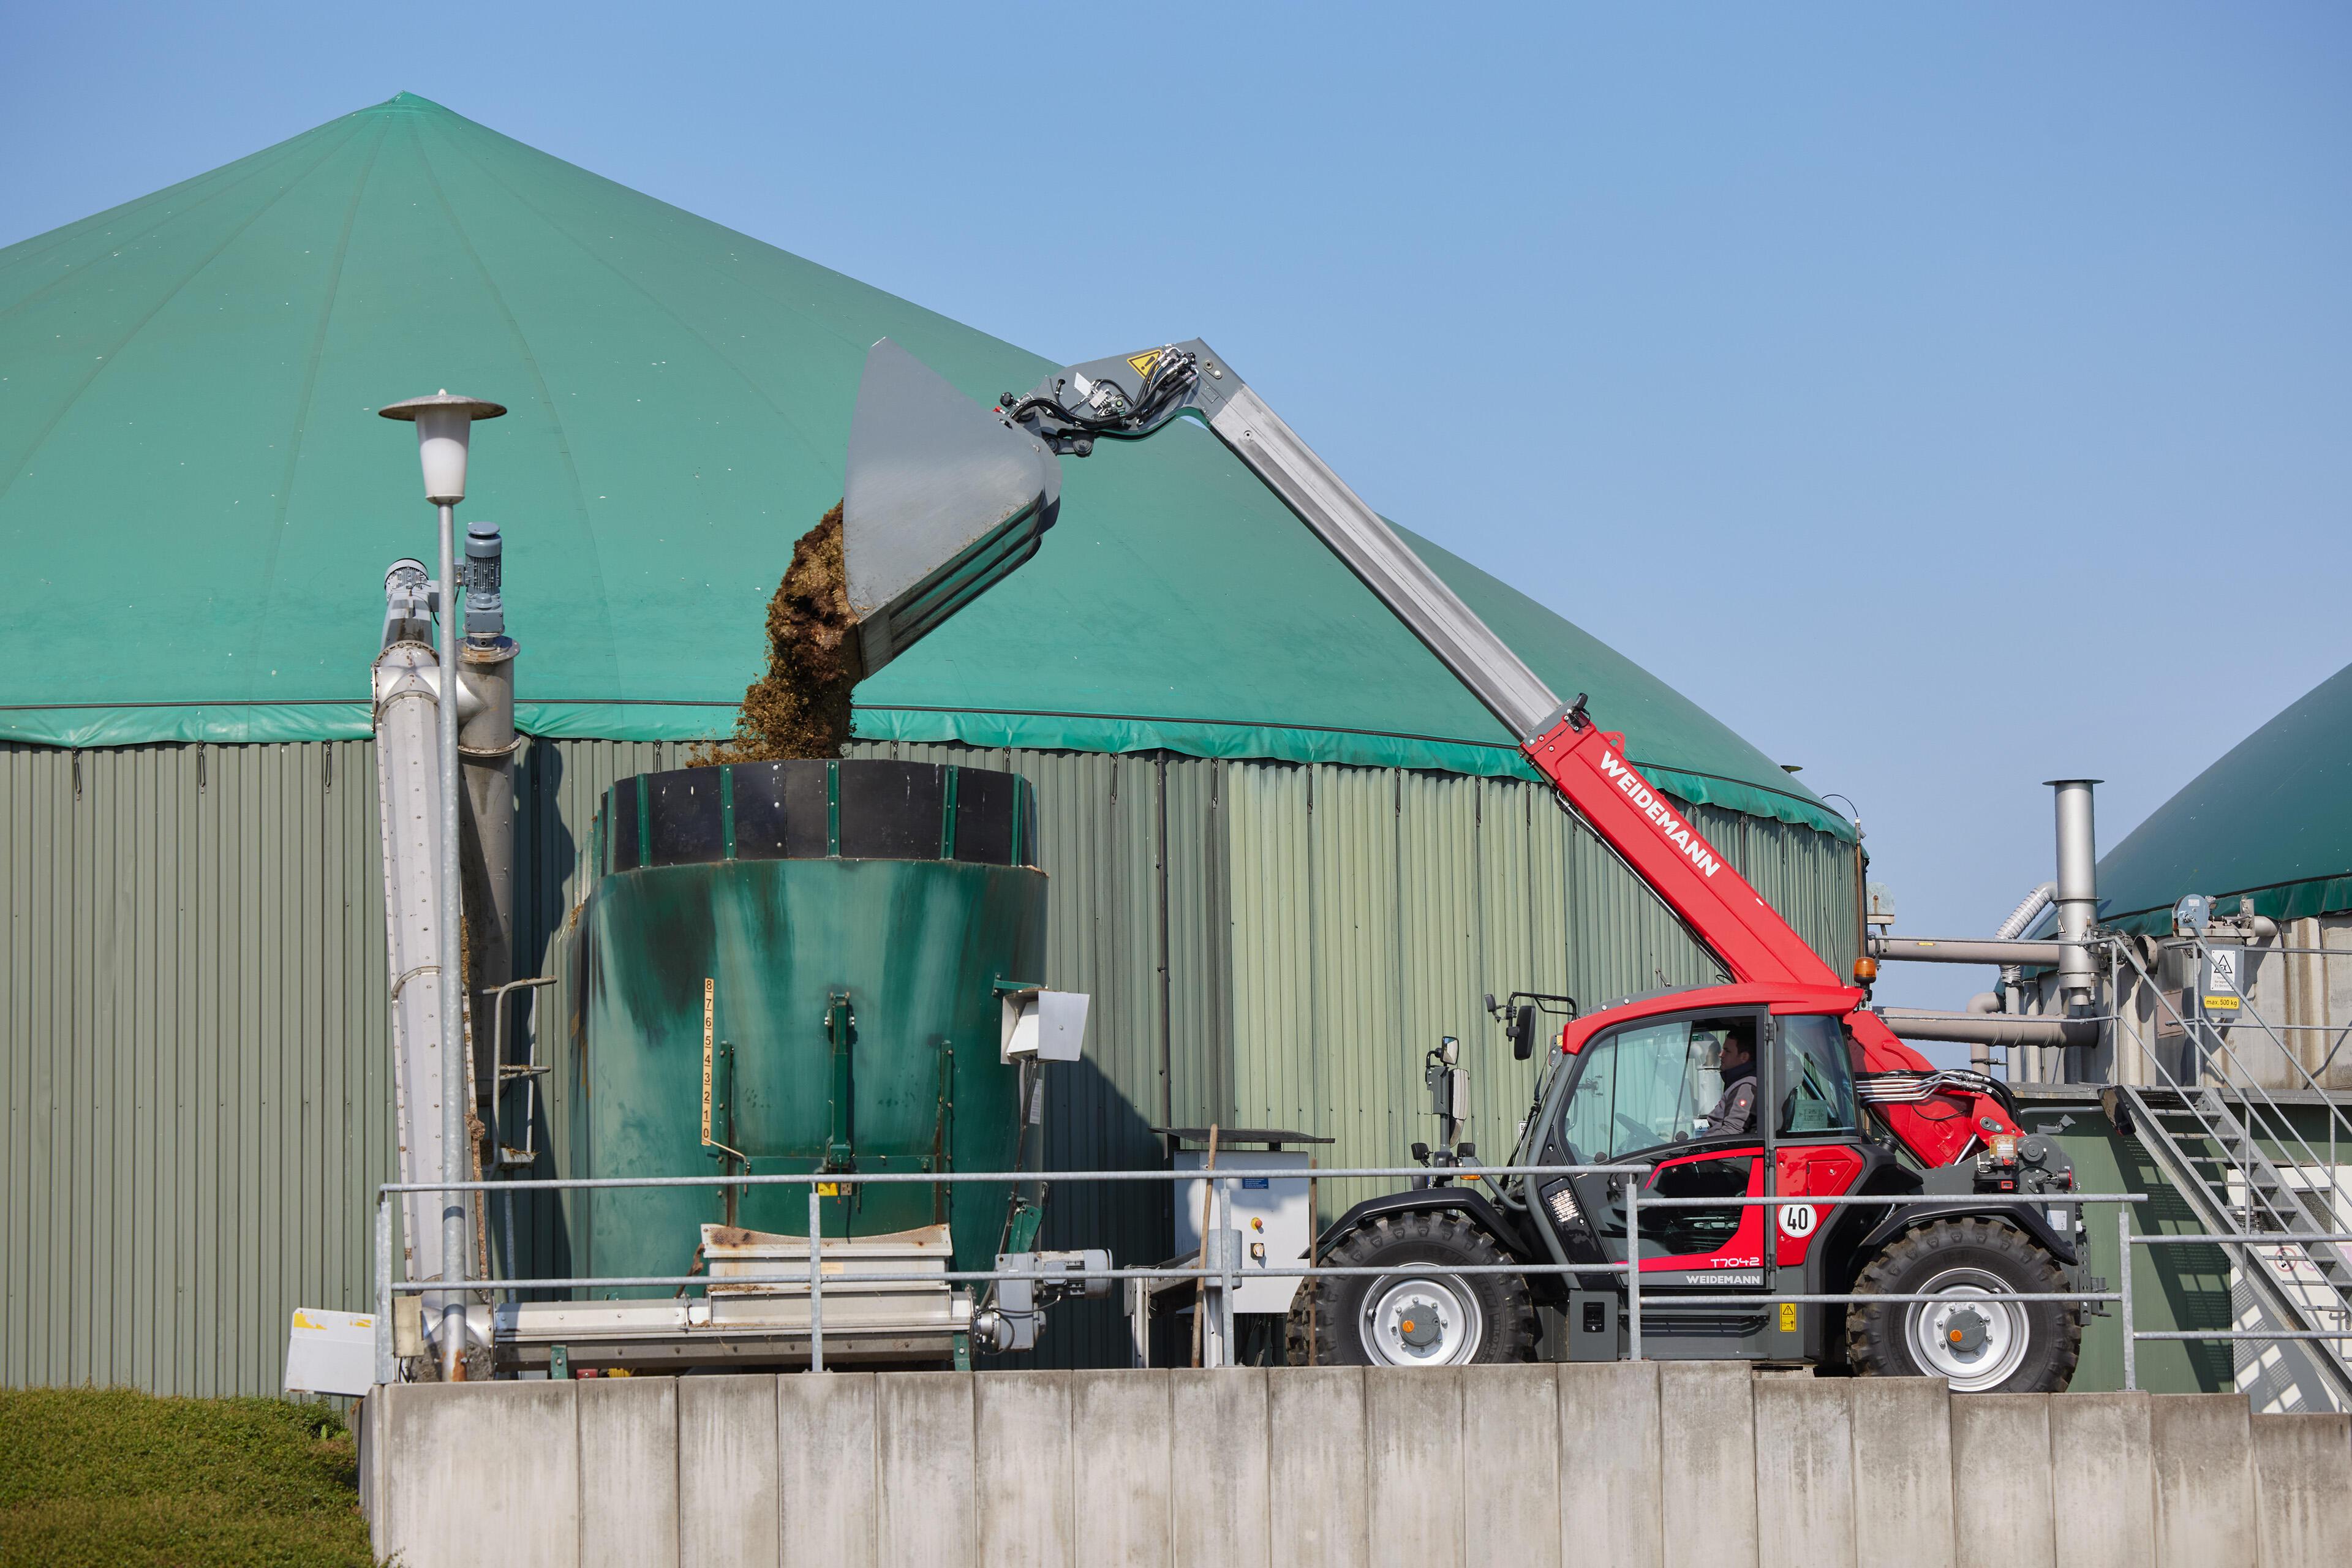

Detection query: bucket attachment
xmin=842 ymin=338 xmax=1061 ymax=676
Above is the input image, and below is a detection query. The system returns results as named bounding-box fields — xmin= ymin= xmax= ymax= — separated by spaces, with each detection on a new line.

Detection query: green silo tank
xmin=561 ymin=758 xmax=1043 ymax=1287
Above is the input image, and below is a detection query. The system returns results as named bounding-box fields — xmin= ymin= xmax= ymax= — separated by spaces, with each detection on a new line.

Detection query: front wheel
xmin=1285 ymin=1210 xmax=1537 ymax=1367
xmin=1845 ymin=1216 xmax=2079 ymax=1393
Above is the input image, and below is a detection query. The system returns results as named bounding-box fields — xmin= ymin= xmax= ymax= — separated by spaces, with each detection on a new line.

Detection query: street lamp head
xmin=378 ymin=390 xmax=507 ymax=505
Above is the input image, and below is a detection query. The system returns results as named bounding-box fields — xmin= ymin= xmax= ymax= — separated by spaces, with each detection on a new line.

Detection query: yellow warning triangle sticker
xmin=1125 ymin=349 xmax=1163 ymax=381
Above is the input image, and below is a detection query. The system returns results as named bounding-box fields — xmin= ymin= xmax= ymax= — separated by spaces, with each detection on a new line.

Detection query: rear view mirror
xmin=1510 ymin=1004 xmax=1537 ymax=1060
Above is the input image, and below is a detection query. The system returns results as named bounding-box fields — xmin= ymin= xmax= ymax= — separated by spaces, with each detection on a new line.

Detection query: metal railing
xmin=2090 ymin=935 xmax=2352 ymax=1402
xmin=2120 ymin=1215 xmax=2352 ymax=1396
xmin=2111 ymin=933 xmax=2352 ymax=1179
xmin=1934 ymin=932 xmax=2352 ymax=1401
xmin=372 ymin=1169 xmax=2155 ymax=1385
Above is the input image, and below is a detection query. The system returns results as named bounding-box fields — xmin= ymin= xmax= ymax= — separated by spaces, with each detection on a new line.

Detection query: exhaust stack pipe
xmin=2046 ymin=779 xmax=2101 ymax=1011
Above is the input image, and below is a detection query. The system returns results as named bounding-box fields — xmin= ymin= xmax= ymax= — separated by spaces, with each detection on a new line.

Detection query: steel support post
xmin=1217 ymin=1178 xmax=1237 ymax=1366
xmin=1626 ymin=1180 xmax=1643 ymax=1360
xmin=435 ymin=499 xmax=469 ymax=1382
xmin=2119 ymin=1200 xmax=2136 ymax=1392
xmin=375 ymin=1194 xmax=396 ymax=1387
xmin=808 ymin=1188 xmax=825 ymax=1372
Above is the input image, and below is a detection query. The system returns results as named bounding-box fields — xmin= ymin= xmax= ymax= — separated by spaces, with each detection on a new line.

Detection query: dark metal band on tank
xmin=597 ymin=759 xmax=1037 ymax=873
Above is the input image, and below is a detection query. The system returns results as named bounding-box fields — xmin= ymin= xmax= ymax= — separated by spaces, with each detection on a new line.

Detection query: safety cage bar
xmin=371 ymin=1169 xmax=2180 ymax=1382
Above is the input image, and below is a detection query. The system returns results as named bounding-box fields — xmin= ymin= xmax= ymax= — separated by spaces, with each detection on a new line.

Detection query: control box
xmin=1173 ymin=1149 xmax=1312 ymax=1315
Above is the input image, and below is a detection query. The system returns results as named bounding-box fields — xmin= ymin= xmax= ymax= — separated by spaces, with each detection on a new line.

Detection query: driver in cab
xmin=1699 ymin=1022 xmax=1758 ymax=1135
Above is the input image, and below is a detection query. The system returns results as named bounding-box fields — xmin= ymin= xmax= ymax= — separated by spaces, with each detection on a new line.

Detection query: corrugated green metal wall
xmin=2 ymin=740 xmax=388 ymax=1396
xmin=4 ymin=735 xmax=1858 ymax=1390
xmin=0 ymin=736 xmax=669 ymax=1396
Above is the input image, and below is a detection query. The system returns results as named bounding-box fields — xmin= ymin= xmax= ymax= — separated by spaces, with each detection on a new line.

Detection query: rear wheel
xmin=1285 ymin=1210 xmax=1537 ymax=1367
xmin=1846 ymin=1216 xmax=2079 ymax=1393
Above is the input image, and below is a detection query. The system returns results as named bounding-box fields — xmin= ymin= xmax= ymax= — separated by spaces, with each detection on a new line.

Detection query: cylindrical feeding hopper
xmin=567 ymin=758 xmax=1042 ymax=1286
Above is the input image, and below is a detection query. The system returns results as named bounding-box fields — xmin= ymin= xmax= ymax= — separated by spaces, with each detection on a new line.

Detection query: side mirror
xmin=1509 ymin=1003 xmax=1537 ymax=1060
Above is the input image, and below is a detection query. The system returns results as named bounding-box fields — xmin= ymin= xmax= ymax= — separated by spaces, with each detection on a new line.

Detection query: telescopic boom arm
xmin=1004 ymin=341 xmax=1853 ymax=991
xmin=845 ymin=336 xmax=2022 ymax=1164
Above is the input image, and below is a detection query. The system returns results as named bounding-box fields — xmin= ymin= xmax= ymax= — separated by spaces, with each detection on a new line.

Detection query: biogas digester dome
xmin=2 ymin=92 xmax=1842 ymax=835
xmin=2088 ymin=660 xmax=2352 ymax=934
xmin=1 ymin=95 xmax=1859 ymax=1387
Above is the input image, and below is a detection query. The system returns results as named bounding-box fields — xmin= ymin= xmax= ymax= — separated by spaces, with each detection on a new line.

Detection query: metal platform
xmin=491 ymin=1223 xmax=968 ymax=1371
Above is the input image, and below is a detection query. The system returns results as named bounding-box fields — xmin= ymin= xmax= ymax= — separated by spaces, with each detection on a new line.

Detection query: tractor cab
xmin=1507 ymin=984 xmax=1897 ymax=1364
xmin=1295 ymin=979 xmax=2084 ymax=1388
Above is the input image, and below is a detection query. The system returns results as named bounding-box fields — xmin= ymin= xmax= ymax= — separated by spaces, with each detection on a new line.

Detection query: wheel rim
xmin=1904 ymin=1266 xmax=2030 ymax=1391
xmin=1360 ymin=1274 xmax=1484 ymax=1366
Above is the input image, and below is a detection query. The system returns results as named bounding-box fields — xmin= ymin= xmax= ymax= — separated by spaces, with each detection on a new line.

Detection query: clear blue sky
xmin=7 ymin=3 xmax=2348 ymax=1014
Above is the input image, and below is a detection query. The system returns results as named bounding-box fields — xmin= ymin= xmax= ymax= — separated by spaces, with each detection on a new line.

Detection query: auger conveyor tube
xmin=371 ymin=635 xmax=462 ymax=1365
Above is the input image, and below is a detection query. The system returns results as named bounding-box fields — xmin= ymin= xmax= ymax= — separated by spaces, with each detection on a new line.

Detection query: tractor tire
xmin=1845 ymin=1216 xmax=2079 ymax=1394
xmin=1285 ymin=1210 xmax=1537 ymax=1368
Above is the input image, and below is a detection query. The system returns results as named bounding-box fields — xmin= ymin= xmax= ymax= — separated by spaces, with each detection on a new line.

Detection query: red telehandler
xmin=839 ymin=337 xmax=2085 ymax=1392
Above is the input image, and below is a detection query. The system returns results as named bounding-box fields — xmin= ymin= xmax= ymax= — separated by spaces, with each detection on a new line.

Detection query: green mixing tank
xmin=545 ymin=757 xmax=1044 ymax=1287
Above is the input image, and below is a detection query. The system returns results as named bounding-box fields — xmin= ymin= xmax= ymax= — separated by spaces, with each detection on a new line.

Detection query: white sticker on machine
xmin=1777 ymin=1203 xmax=1819 ymax=1240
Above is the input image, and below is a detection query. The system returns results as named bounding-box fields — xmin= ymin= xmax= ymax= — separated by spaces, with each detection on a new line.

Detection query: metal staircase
xmin=2111 ymin=938 xmax=2352 ymax=1411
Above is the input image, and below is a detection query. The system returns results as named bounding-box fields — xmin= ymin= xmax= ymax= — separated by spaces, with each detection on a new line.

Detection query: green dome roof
xmin=2092 ymin=659 xmax=2352 ymax=932
xmin=0 ymin=93 xmax=1845 ymax=838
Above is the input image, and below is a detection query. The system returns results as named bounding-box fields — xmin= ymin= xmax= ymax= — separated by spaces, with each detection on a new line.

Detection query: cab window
xmin=1775 ymin=1014 xmax=1859 ymax=1136
xmin=1560 ymin=1017 xmax=1749 ymax=1161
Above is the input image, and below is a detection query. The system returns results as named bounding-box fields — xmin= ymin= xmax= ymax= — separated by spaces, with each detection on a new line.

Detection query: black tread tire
xmin=1284 ymin=1210 xmax=1538 ymax=1367
xmin=1845 ymin=1216 xmax=2080 ymax=1394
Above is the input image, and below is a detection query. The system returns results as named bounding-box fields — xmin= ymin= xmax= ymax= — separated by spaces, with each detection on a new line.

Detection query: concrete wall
xmin=362 ymin=1368 xmax=2352 ymax=1568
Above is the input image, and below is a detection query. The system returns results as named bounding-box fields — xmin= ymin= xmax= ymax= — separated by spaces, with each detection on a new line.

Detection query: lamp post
xmin=378 ymin=390 xmax=506 ymax=1381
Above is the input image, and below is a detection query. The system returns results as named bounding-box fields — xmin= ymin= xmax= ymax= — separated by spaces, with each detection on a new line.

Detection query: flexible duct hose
xmin=1995 ymin=881 xmax=2058 ymax=941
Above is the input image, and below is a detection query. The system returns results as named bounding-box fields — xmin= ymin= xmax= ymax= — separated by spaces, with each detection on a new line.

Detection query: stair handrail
xmin=2106 ymin=941 xmax=2352 ymax=1378
xmin=2109 ymin=1072 xmax=2352 ymax=1395
xmin=2105 ymin=948 xmax=2351 ymax=1327
xmin=2106 ymin=943 xmax=2291 ymax=1234
xmin=2185 ymin=932 xmax=2352 ymax=1189
xmin=2161 ymin=933 xmax=2352 ymax=1235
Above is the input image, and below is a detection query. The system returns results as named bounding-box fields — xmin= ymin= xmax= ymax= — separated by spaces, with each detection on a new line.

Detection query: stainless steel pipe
xmin=2047 ymin=779 xmax=2101 ymax=1009
xmin=435 ymin=500 xmax=468 ymax=1382
xmin=1876 ymin=1007 xmax=2101 ymax=1049
xmin=1869 ymin=937 xmax=2069 ymax=967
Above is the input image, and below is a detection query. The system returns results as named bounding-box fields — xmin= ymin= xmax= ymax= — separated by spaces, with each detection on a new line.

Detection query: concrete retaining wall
xmin=363 ymin=1368 xmax=2352 ymax=1568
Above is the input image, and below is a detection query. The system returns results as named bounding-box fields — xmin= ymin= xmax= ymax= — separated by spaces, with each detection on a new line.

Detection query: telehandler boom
xmin=842 ymin=337 xmax=2086 ymax=1389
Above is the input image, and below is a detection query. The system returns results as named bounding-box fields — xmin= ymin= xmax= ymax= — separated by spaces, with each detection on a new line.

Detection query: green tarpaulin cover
xmin=0 ymin=94 xmax=1849 ymax=841
xmin=2088 ymin=660 xmax=2352 ymax=933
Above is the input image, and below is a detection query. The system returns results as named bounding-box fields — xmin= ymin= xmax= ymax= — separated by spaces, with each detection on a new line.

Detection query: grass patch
xmin=0 ymin=1387 xmax=375 ymax=1567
